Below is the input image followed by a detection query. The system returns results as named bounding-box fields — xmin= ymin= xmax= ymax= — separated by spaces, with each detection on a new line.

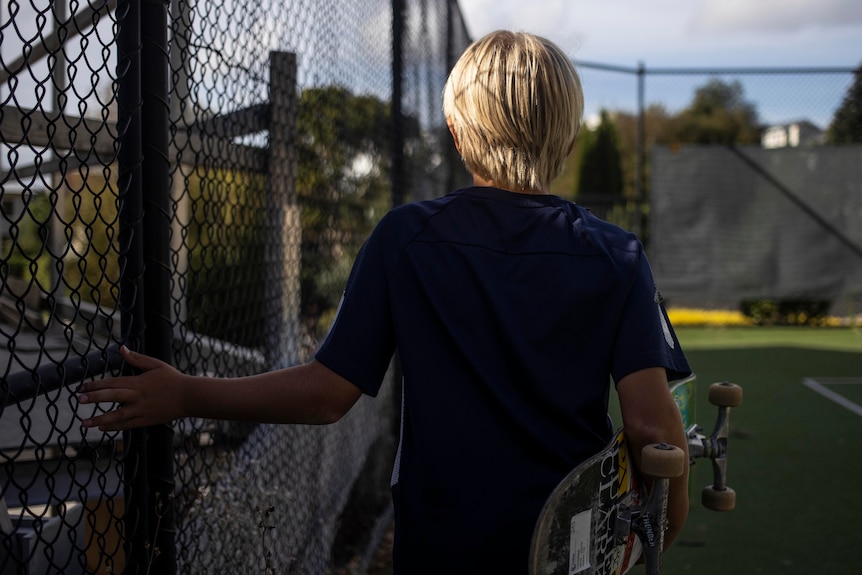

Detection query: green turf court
xmin=611 ymin=327 xmax=862 ymax=575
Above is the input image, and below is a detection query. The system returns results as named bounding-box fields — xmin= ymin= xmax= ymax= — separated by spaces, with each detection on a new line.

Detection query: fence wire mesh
xmin=1 ymin=0 xmax=470 ymax=573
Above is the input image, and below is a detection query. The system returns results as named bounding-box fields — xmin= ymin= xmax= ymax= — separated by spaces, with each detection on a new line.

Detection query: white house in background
xmin=762 ymin=120 xmax=825 ymax=148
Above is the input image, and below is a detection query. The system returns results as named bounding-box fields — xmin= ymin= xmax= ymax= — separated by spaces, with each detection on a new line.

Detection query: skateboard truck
xmin=612 ymin=382 xmax=743 ymax=575
xmin=629 ymin=442 xmax=686 ymax=575
xmin=608 ymin=443 xmax=686 ymax=575
xmin=528 ymin=378 xmax=743 ymax=575
xmin=686 ymin=381 xmax=743 ymax=511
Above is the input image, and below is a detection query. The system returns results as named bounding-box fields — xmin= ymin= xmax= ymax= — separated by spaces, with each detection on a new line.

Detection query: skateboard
xmin=529 ymin=375 xmax=742 ymax=575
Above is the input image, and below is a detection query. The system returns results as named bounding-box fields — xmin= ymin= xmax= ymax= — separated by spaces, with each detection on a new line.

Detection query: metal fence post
xmin=391 ymin=0 xmax=406 ymax=207
xmin=266 ymin=52 xmax=301 ymax=368
xmin=116 ymin=1 xmax=150 ymax=572
xmin=444 ymin=0 xmax=461 ymax=194
xmin=636 ymin=61 xmax=646 ymax=239
xmin=117 ymin=0 xmax=175 ymax=572
xmin=140 ymin=0 xmax=176 ymax=572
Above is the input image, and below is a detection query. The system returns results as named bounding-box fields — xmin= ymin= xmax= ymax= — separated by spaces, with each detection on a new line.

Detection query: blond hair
xmin=443 ymin=31 xmax=583 ymax=192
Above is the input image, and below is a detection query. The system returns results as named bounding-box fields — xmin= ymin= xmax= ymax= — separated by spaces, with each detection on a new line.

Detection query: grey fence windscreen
xmin=650 ymin=145 xmax=862 ymax=310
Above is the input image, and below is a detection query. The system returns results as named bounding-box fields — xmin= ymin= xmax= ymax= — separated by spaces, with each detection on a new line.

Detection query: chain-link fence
xmin=567 ymin=62 xmax=862 ymax=317
xmin=1 ymin=0 xmax=470 ymax=573
xmin=4 ymin=3 xmax=860 ymax=572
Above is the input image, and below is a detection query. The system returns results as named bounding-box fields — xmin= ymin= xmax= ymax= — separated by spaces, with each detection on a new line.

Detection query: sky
xmin=456 ymin=0 xmax=862 ymax=127
xmin=457 ymin=0 xmax=862 ymax=68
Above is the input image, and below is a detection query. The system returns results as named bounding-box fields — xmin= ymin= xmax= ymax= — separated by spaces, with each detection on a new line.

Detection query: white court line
xmin=802 ymin=377 xmax=862 ymax=417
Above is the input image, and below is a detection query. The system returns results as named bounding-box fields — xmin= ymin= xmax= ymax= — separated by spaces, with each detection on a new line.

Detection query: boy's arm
xmin=78 ymin=346 xmax=363 ymax=431
xmin=616 ymin=366 xmax=689 ymax=549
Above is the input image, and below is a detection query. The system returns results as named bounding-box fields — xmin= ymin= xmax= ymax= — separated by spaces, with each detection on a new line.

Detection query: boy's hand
xmin=78 ymin=346 xmax=187 ymax=431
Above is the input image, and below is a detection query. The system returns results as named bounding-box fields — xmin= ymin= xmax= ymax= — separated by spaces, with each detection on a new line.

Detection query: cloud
xmin=456 ymin=0 xmax=862 ymax=67
xmin=692 ymin=0 xmax=862 ymax=33
xmin=462 ymin=0 xmax=582 ymax=51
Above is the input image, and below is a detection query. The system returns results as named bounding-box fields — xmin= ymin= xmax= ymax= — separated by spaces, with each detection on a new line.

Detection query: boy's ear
xmin=446 ymin=117 xmax=463 ymax=155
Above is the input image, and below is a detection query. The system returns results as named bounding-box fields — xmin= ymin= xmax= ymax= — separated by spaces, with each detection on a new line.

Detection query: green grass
xmin=673 ymin=325 xmax=862 ymax=352
xmin=617 ymin=327 xmax=862 ymax=575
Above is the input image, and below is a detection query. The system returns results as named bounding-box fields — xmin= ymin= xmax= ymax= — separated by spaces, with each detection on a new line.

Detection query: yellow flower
xmin=666 ymin=308 xmax=754 ymax=327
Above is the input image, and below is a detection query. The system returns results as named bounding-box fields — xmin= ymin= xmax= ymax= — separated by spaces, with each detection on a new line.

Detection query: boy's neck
xmin=472 ymin=174 xmax=550 ymax=195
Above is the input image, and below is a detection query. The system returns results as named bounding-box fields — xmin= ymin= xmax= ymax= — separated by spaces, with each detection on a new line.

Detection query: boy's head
xmin=443 ymin=30 xmax=583 ymax=193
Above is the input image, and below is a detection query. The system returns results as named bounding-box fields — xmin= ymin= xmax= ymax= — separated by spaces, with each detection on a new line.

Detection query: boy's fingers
xmin=78 ymin=377 xmax=134 ymax=396
xmin=121 ymin=347 xmax=168 ymax=372
xmin=84 ymin=409 xmax=147 ymax=431
xmin=78 ymin=386 xmax=138 ymax=405
xmin=77 ymin=348 xmax=178 ymax=430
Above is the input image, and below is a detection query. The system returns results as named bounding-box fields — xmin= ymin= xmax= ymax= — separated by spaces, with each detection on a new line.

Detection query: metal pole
xmin=444 ymin=0 xmax=459 ymax=194
xmin=390 ymin=0 xmax=406 ymax=443
xmin=49 ymin=1 xmax=68 ymax=303
xmin=266 ymin=51 xmax=300 ymax=368
xmin=169 ymin=0 xmax=193 ymax=327
xmin=391 ymin=0 xmax=406 ymax=207
xmin=140 ymin=0 xmax=176 ymax=571
xmin=636 ymin=61 xmax=646 ymax=239
xmin=116 ymin=1 xmax=150 ymax=572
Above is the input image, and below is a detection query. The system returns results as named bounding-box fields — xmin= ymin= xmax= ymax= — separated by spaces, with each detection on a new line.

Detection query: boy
xmin=80 ymin=30 xmax=690 ymax=574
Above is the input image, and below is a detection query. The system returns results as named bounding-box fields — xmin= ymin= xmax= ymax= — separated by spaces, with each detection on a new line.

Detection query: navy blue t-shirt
xmin=315 ymin=187 xmax=690 ymax=575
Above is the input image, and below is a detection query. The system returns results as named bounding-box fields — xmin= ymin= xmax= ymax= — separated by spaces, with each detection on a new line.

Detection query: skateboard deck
xmin=529 ymin=375 xmax=697 ymax=575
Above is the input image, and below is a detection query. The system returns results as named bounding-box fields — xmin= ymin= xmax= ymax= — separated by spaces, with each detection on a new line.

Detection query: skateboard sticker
xmin=588 ymin=432 xmax=642 ymax=575
xmin=614 ymin=432 xmax=631 ymax=498
xmin=671 ymin=382 xmax=693 ymax=429
xmin=568 ymin=510 xmax=592 ymax=574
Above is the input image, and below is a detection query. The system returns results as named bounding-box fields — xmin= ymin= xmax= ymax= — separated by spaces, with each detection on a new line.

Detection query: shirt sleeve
xmin=314 ymin=221 xmax=397 ymax=396
xmin=611 ymin=245 xmax=691 ymax=384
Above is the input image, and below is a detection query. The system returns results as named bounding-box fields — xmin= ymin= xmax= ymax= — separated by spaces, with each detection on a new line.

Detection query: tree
xmin=185 ymin=166 xmax=271 ymax=349
xmin=827 ymin=65 xmax=862 ymax=144
xmin=2 ymin=189 xmax=52 ymax=287
xmin=184 ymin=88 xmax=394 ymax=348
xmin=577 ymin=110 xmax=624 ymax=198
xmin=605 ymin=104 xmax=674 ymax=199
xmin=668 ymin=79 xmax=761 ymax=145
xmin=295 ymin=87 xmax=392 ymax=335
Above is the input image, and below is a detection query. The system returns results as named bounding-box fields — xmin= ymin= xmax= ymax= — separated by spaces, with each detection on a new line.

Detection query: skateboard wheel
xmin=641 ymin=443 xmax=686 ymax=478
xmin=708 ymin=382 xmax=743 ymax=408
xmin=702 ymin=485 xmax=736 ymax=511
